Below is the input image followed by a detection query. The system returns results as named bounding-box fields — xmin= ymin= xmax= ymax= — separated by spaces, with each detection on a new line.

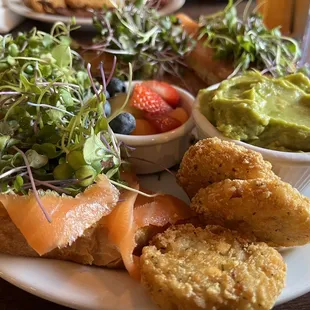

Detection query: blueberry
xmin=104 ymin=101 xmax=111 ymax=117
xmin=109 ymin=112 xmax=136 ymax=135
xmin=107 ymin=78 xmax=126 ymax=97
xmin=104 ymin=91 xmax=110 ymax=99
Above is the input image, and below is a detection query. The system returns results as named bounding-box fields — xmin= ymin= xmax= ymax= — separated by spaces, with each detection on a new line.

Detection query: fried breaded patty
xmin=141 ymin=224 xmax=286 ymax=310
xmin=191 ymin=178 xmax=310 ymax=247
xmin=177 ymin=138 xmax=275 ymax=198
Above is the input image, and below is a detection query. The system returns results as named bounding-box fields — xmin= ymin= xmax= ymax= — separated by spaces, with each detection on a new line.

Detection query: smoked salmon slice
xmin=103 ymin=176 xmax=140 ymax=279
xmin=176 ymin=13 xmax=233 ymax=85
xmin=103 ymin=179 xmax=194 ymax=280
xmin=134 ymin=194 xmax=194 ymax=228
xmin=0 ymin=174 xmax=119 ymax=256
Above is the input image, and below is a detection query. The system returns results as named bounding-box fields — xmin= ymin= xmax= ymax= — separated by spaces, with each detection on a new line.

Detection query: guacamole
xmin=199 ymin=71 xmax=310 ymax=152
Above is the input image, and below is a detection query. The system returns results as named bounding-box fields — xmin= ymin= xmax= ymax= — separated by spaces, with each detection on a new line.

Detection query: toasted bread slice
xmin=176 ymin=13 xmax=234 ymax=85
xmin=0 ymin=205 xmax=123 ymax=268
xmin=65 ymin=0 xmax=119 ymax=9
xmin=29 ymin=0 xmax=67 ymax=13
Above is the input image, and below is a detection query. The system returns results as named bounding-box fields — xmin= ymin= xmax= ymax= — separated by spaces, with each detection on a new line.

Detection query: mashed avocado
xmin=199 ymin=71 xmax=310 ymax=152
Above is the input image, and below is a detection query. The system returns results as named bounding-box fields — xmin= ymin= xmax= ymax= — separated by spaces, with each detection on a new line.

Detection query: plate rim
xmin=0 ymin=265 xmax=77 ymax=309
xmin=2 ymin=245 xmax=310 ymax=308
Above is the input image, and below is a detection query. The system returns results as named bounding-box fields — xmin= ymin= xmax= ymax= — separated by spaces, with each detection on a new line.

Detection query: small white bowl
xmin=193 ymin=84 xmax=310 ymax=195
xmin=115 ymin=82 xmax=195 ymax=175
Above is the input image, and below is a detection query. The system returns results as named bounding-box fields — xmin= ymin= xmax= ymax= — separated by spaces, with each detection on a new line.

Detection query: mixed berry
xmin=108 ymin=80 xmax=189 ymax=135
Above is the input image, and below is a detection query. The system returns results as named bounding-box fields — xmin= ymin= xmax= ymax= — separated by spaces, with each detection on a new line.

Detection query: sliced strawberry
xmin=142 ymin=81 xmax=180 ymax=107
xmin=148 ymin=115 xmax=182 ymax=133
xmin=144 ymin=108 xmax=172 ymax=120
xmin=130 ymin=84 xmax=171 ymax=113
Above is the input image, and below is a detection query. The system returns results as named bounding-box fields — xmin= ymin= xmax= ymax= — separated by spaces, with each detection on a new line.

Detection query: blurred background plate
xmin=7 ymin=0 xmax=185 ymax=25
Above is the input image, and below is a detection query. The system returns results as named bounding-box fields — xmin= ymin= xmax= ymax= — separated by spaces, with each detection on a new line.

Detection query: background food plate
xmin=7 ymin=0 xmax=185 ymax=25
xmin=1 ymin=172 xmax=310 ymax=309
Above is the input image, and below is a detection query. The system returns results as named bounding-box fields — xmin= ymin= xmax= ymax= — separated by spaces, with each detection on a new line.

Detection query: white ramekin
xmin=192 ymin=84 xmax=310 ymax=195
xmin=115 ymin=82 xmax=195 ymax=175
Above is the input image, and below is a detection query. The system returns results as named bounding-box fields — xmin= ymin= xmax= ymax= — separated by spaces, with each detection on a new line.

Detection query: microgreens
xmin=198 ymin=0 xmax=301 ymax=77
xmin=87 ymin=0 xmax=195 ymax=81
xmin=0 ymin=23 xmax=157 ymax=223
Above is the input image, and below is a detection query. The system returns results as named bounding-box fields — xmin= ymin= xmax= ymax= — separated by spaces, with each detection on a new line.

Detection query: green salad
xmin=89 ymin=0 xmax=195 ymax=80
xmin=198 ymin=0 xmax=301 ymax=77
xmin=0 ymin=22 xmax=139 ymax=222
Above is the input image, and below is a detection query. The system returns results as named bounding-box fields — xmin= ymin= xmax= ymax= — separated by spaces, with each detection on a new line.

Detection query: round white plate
xmin=7 ymin=0 xmax=185 ymax=25
xmin=1 ymin=172 xmax=310 ymax=309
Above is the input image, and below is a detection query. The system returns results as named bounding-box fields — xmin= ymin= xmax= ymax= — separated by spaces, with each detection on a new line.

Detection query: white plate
xmin=1 ymin=172 xmax=310 ymax=309
xmin=7 ymin=0 xmax=185 ymax=25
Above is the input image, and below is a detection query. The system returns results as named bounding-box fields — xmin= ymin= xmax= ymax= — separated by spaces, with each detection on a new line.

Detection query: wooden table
xmin=1 ymin=1 xmax=310 ymax=309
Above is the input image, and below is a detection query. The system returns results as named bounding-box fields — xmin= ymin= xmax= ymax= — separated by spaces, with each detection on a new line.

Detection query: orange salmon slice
xmin=103 ymin=181 xmax=193 ymax=280
xmin=0 ymin=174 xmax=119 ymax=256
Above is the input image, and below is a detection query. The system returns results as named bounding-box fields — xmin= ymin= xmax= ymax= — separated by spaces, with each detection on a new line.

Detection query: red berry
xmin=149 ymin=115 xmax=182 ymax=133
xmin=142 ymin=81 xmax=180 ymax=107
xmin=130 ymin=84 xmax=171 ymax=113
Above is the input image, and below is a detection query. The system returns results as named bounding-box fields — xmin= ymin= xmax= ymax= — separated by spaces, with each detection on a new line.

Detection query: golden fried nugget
xmin=141 ymin=224 xmax=286 ymax=310
xmin=191 ymin=178 xmax=310 ymax=247
xmin=177 ymin=138 xmax=275 ymax=198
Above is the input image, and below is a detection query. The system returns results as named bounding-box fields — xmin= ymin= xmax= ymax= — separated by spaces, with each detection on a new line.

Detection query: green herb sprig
xmin=0 ymin=23 xmax=158 ymax=223
xmin=198 ymin=0 xmax=301 ymax=77
xmin=88 ymin=0 xmax=195 ymax=80
xmin=0 ymin=24 xmax=123 ymax=220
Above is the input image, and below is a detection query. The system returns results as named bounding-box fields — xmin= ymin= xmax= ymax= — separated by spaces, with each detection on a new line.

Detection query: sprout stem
xmin=110 ymin=179 xmax=160 ymax=198
xmin=106 ymin=56 xmax=117 ymax=85
xmin=0 ymin=166 xmax=27 ymax=180
xmin=128 ymin=157 xmax=176 ymax=178
xmin=13 ymin=146 xmax=52 ymax=223
xmin=27 ymin=102 xmax=75 ymax=116
xmin=99 ymin=62 xmax=107 ymax=94
xmin=87 ymin=63 xmax=100 ymax=102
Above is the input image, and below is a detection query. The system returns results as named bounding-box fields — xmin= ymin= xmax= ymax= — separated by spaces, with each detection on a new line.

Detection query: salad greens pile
xmin=90 ymin=0 xmax=195 ymax=80
xmin=0 ymin=22 xmax=138 ymax=222
xmin=198 ymin=0 xmax=301 ymax=77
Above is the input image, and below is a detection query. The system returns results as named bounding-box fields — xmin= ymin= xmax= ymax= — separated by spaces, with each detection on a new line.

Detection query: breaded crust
xmin=177 ymin=138 xmax=275 ymax=198
xmin=191 ymin=178 xmax=310 ymax=247
xmin=141 ymin=224 xmax=286 ymax=310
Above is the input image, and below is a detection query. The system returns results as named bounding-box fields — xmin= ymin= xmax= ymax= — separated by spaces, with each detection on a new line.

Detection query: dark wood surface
xmin=1 ymin=1 xmax=310 ymax=309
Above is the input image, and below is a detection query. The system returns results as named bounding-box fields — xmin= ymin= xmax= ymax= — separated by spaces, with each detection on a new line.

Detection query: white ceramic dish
xmin=7 ymin=0 xmax=185 ymax=25
xmin=193 ymin=84 xmax=310 ymax=195
xmin=1 ymin=172 xmax=310 ymax=309
xmin=116 ymin=81 xmax=195 ymax=175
